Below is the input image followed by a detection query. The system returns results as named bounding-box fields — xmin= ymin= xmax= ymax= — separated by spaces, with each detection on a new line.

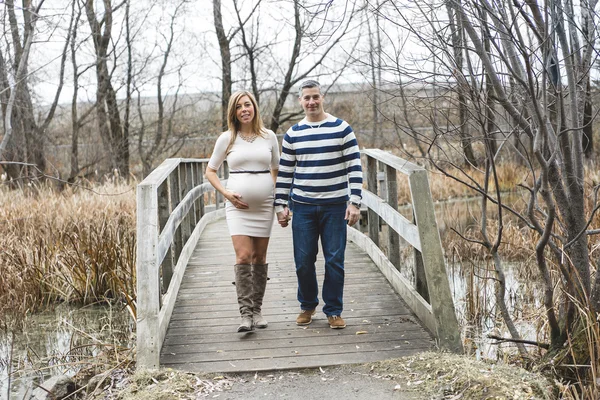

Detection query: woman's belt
xmin=229 ymin=170 xmax=270 ymax=174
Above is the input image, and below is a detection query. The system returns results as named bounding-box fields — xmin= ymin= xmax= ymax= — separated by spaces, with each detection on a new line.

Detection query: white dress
xmin=208 ymin=130 xmax=280 ymax=237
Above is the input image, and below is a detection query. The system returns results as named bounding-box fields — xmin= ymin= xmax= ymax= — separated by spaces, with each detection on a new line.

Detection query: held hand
xmin=227 ymin=192 xmax=249 ymax=209
xmin=277 ymin=209 xmax=290 ymax=228
xmin=345 ymin=204 xmax=360 ymax=226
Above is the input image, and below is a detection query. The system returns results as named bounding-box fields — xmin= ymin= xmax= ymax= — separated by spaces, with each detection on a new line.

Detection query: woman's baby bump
xmin=227 ymin=174 xmax=274 ymax=207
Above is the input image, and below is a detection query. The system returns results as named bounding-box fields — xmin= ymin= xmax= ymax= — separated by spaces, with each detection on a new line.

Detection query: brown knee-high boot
xmin=252 ymin=263 xmax=269 ymax=328
xmin=234 ymin=264 xmax=254 ymax=332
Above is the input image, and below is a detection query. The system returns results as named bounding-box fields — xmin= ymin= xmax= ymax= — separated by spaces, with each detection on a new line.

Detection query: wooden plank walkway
xmin=160 ymin=218 xmax=433 ymax=373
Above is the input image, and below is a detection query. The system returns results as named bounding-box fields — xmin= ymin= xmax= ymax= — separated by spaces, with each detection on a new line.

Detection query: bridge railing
xmin=136 ymin=158 xmax=228 ymax=369
xmin=349 ymin=149 xmax=463 ymax=353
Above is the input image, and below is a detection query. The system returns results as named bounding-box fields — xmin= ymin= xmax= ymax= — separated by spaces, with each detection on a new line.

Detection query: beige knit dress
xmin=207 ymin=130 xmax=280 ymax=237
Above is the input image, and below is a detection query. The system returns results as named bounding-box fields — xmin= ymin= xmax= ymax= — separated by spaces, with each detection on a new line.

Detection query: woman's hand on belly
xmin=227 ymin=175 xmax=274 ymax=207
xmin=225 ymin=191 xmax=249 ymax=209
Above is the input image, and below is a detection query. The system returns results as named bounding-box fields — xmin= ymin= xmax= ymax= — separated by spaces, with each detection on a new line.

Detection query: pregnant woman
xmin=206 ymin=91 xmax=280 ymax=332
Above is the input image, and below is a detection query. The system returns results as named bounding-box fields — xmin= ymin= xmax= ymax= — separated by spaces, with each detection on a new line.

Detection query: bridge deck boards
xmin=160 ymin=218 xmax=433 ymax=374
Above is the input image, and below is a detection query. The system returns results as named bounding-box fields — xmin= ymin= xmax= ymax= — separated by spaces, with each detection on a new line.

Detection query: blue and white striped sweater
xmin=275 ymin=114 xmax=362 ymax=209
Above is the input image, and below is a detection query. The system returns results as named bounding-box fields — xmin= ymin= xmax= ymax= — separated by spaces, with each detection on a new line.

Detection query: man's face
xmin=299 ymin=87 xmax=324 ymax=119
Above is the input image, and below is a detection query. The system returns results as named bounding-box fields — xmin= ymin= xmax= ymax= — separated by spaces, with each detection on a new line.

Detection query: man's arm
xmin=275 ymin=131 xmax=295 ymax=227
xmin=342 ymin=126 xmax=362 ymax=226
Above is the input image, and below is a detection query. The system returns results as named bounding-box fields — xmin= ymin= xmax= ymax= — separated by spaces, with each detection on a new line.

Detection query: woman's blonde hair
xmin=226 ymin=91 xmax=266 ymax=153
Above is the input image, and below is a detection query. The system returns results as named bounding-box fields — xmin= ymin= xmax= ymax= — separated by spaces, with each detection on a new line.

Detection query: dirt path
xmin=220 ymin=364 xmax=425 ymax=399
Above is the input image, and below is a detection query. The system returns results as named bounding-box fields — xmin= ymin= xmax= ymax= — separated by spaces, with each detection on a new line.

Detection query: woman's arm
xmin=205 ymin=167 xmax=248 ymax=209
xmin=271 ymin=169 xmax=278 ymax=185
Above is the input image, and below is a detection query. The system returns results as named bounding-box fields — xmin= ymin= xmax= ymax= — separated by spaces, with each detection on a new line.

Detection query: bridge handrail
xmin=136 ymin=157 xmax=228 ymax=369
xmin=352 ymin=149 xmax=462 ymax=353
xmin=157 ymin=181 xmax=216 ymax=264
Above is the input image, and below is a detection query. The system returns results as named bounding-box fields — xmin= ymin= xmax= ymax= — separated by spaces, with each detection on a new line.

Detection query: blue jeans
xmin=291 ymin=201 xmax=347 ymax=316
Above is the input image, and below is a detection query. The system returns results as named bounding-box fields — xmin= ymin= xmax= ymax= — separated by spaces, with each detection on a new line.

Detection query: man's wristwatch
xmin=350 ymin=201 xmax=361 ymax=209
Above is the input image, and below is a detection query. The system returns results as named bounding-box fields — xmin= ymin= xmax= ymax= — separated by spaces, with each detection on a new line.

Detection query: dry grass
xmin=85 ymin=369 xmax=234 ymax=399
xmin=371 ymin=351 xmax=556 ymax=399
xmin=0 ymin=182 xmax=136 ymax=327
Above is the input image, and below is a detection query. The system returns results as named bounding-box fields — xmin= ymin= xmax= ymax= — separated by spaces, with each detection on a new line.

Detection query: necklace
xmin=307 ymin=119 xmax=326 ymax=129
xmin=239 ymin=132 xmax=258 ymax=143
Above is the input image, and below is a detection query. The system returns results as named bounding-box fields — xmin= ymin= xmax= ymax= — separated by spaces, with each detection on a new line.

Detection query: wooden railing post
xmin=367 ymin=156 xmax=379 ymax=247
xmin=136 ymin=182 xmax=161 ymax=369
xmin=196 ymin=162 xmax=205 ymax=218
xmin=409 ymin=169 xmax=462 ymax=353
xmin=413 ymin=208 xmax=429 ymax=302
xmin=169 ymin=167 xmax=182 ymax=266
xmin=385 ymin=165 xmax=401 ymax=271
xmin=215 ymin=164 xmax=224 ymax=208
xmin=158 ymin=180 xmax=173 ymax=294
xmin=191 ymin=163 xmax=200 ymax=223
xmin=179 ymin=164 xmax=192 ymax=245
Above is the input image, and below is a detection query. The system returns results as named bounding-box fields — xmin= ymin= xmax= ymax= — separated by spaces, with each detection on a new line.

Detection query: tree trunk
xmin=213 ymin=0 xmax=232 ymax=131
xmin=85 ymin=0 xmax=127 ymax=178
xmin=582 ymin=76 xmax=593 ymax=157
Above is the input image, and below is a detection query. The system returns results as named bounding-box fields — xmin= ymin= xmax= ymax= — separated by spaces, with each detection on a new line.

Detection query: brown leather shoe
xmin=296 ymin=309 xmax=316 ymax=325
xmin=327 ymin=315 xmax=346 ymax=329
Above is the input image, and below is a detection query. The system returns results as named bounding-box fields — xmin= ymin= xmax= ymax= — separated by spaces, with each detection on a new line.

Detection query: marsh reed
xmin=0 ymin=182 xmax=136 ymax=328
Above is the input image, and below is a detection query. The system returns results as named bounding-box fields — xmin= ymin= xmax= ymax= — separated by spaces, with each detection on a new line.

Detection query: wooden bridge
xmin=136 ymin=149 xmax=462 ymax=373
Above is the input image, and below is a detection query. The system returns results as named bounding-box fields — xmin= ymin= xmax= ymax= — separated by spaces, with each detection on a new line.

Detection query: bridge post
xmin=194 ymin=162 xmax=205 ymax=218
xmin=169 ymin=167 xmax=183 ymax=266
xmin=384 ymin=165 xmax=401 ymax=271
xmin=192 ymin=163 xmax=202 ymax=223
xmin=136 ymin=182 xmax=161 ymax=369
xmin=158 ymin=180 xmax=173 ymax=294
xmin=366 ymin=157 xmax=379 ymax=247
xmin=179 ymin=164 xmax=192 ymax=245
xmin=409 ymin=169 xmax=462 ymax=353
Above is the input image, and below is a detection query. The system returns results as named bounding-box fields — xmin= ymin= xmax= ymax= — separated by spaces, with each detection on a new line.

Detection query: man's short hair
xmin=298 ymin=80 xmax=321 ymax=97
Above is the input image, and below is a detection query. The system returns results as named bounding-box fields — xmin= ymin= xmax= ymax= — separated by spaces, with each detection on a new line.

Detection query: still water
xmin=0 ymin=303 xmax=133 ymax=399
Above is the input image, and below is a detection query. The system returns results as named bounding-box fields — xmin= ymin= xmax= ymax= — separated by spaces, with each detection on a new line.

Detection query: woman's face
xmin=236 ymin=95 xmax=255 ymax=126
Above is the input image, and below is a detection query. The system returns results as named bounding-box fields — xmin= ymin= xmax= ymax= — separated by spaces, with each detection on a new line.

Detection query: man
xmin=275 ymin=80 xmax=362 ymax=329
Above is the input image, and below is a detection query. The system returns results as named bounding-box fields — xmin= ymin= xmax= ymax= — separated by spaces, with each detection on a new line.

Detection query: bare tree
xmin=213 ymin=0 xmax=262 ymax=130
xmin=85 ymin=0 xmax=129 ymax=178
xmin=368 ymin=0 xmax=600 ymax=365
xmin=136 ymin=1 xmax=191 ymax=176
xmin=446 ymin=2 xmax=477 ymax=166
xmin=267 ymin=0 xmax=362 ymax=133
xmin=68 ymin=0 xmax=97 ymax=182
xmin=0 ymin=0 xmax=71 ymax=182
xmin=212 ymin=0 xmax=232 ymax=131
xmin=365 ymin=0 xmax=382 ymax=147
